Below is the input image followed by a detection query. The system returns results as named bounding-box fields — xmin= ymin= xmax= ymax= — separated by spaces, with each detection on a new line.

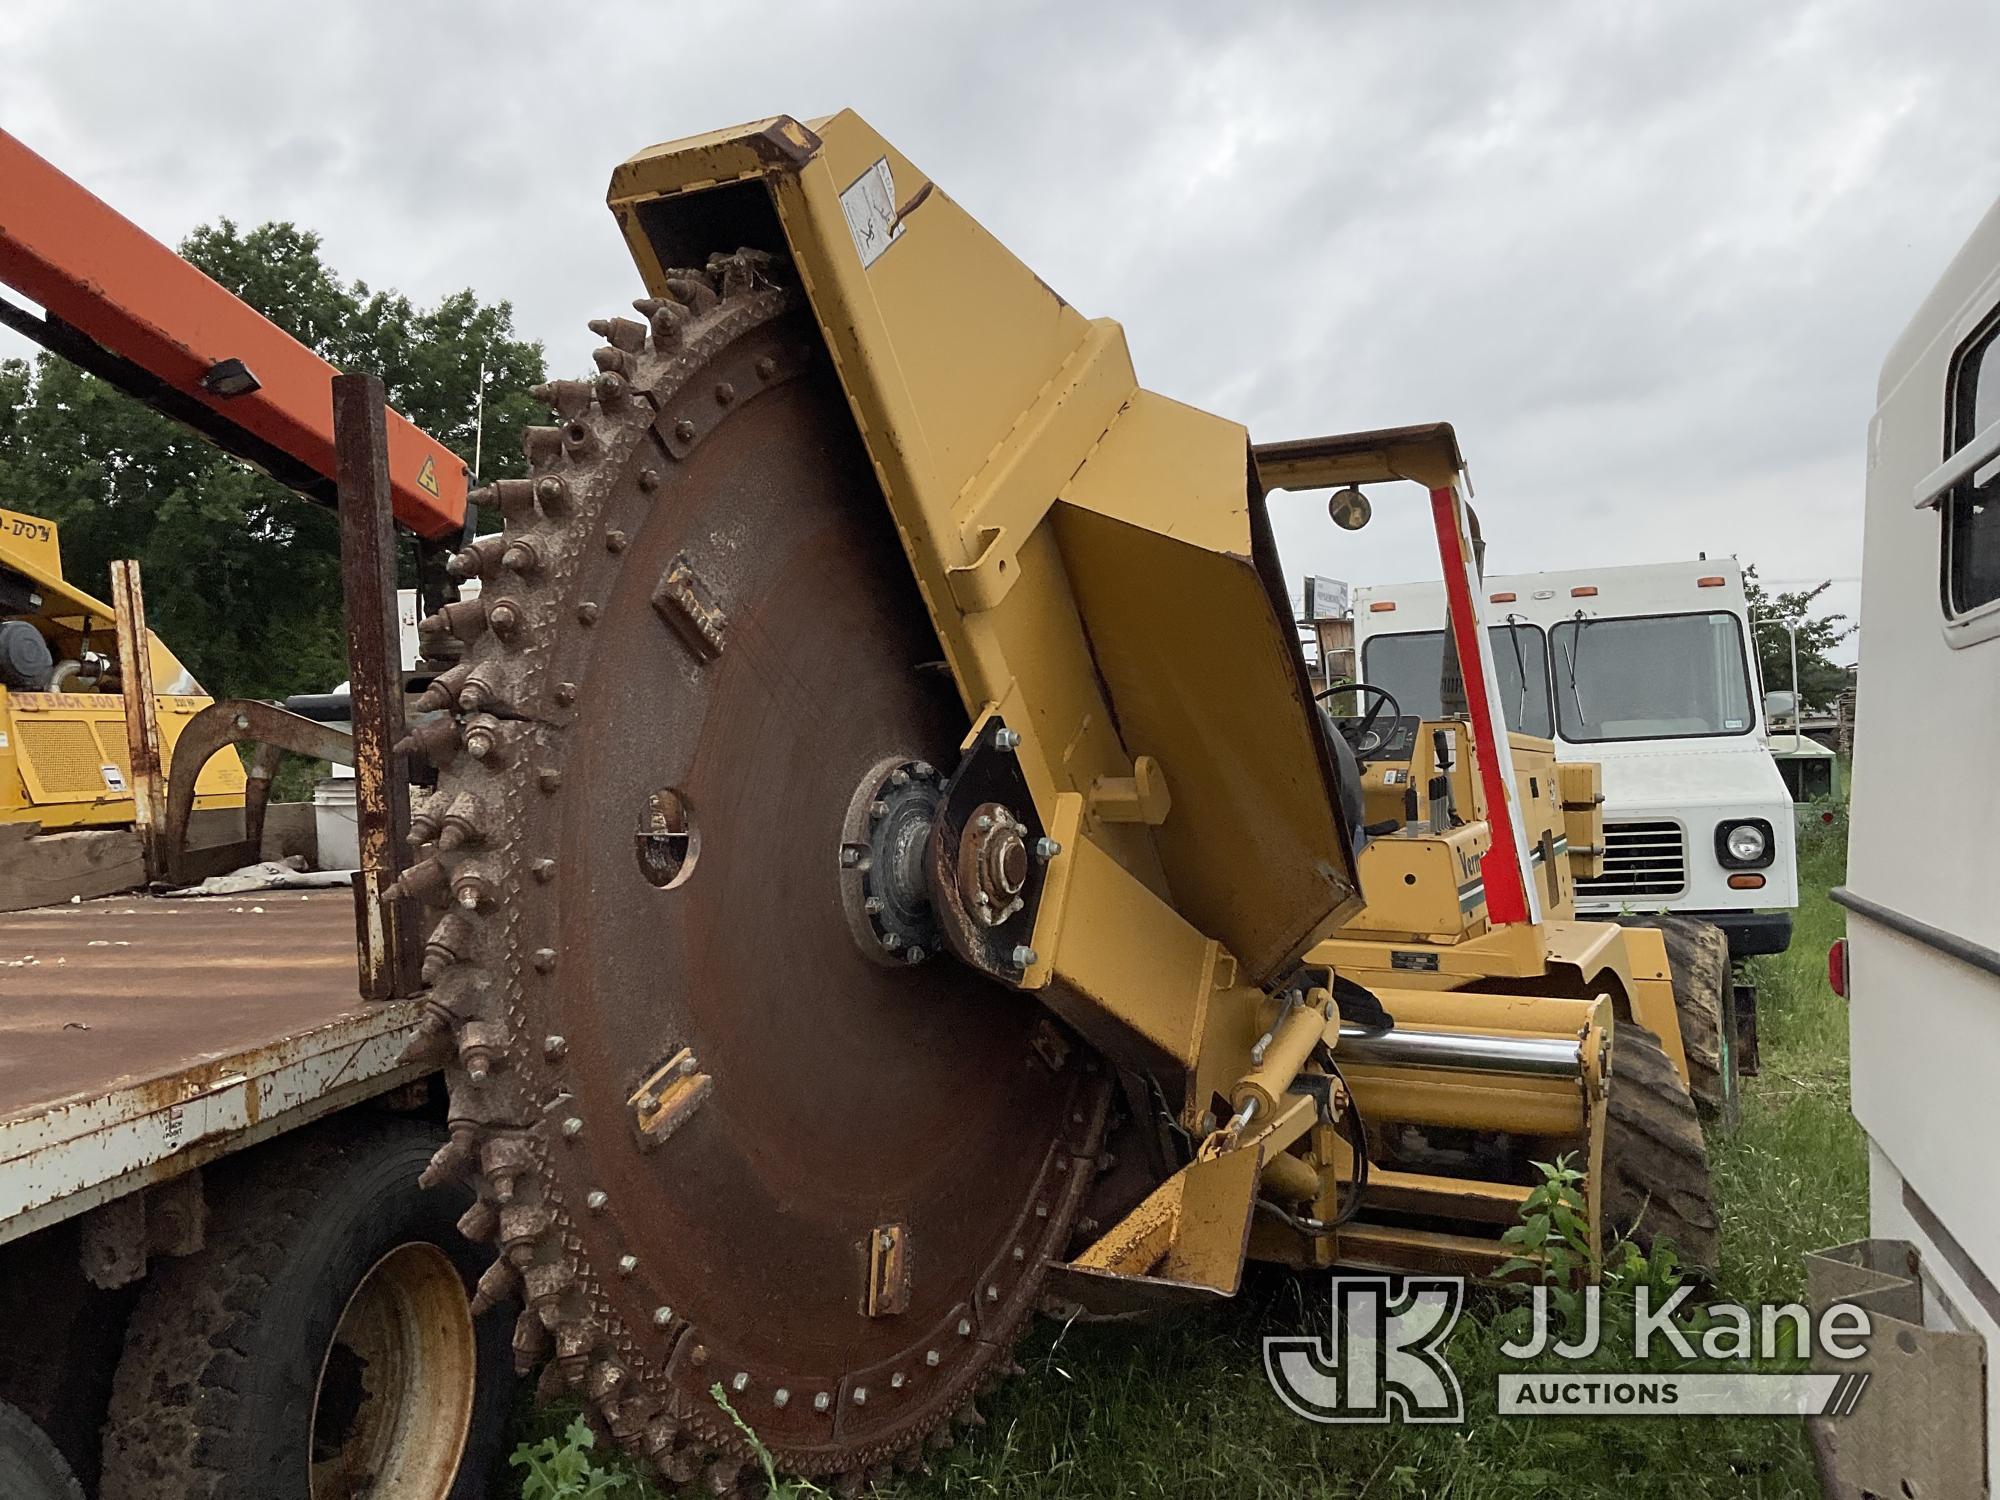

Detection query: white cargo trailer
xmin=1818 ymin=192 xmax=2000 ymax=1497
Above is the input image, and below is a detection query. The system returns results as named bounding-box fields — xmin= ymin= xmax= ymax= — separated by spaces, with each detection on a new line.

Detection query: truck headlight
xmin=1716 ymin=818 xmax=1774 ymax=870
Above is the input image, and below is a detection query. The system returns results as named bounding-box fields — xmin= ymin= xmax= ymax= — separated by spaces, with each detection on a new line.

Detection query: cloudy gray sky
xmin=8 ymin=0 xmax=1999 ymax=662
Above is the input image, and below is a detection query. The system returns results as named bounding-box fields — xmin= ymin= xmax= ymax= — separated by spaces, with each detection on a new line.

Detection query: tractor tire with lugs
xmin=1621 ymin=913 xmax=1735 ymax=1120
xmin=1601 ymin=1021 xmax=1720 ymax=1271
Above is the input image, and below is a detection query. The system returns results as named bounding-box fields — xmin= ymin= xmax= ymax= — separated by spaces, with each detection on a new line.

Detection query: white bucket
xmin=312 ymin=775 xmax=360 ymax=871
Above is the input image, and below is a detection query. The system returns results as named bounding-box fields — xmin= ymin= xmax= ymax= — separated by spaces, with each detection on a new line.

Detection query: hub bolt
xmin=992 ymin=727 xmax=1021 ymax=751
xmin=1011 ymin=945 xmax=1038 ymax=969
xmin=1035 ymin=837 xmax=1062 ymax=860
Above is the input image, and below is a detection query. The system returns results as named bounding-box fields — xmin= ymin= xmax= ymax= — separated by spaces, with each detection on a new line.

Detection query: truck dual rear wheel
xmin=0 ymin=1399 xmax=83 ymax=1500
xmin=100 ymin=1118 xmax=515 ymax=1500
xmin=1601 ymin=1022 xmax=1721 ymax=1271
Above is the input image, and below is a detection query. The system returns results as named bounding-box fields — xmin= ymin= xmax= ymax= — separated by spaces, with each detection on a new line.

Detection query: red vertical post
xmin=1428 ymin=484 xmax=1536 ymax=925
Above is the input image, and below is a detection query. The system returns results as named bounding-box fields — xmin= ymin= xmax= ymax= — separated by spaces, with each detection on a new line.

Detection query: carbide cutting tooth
xmin=522 ymin=425 xmax=564 ymax=465
xmin=421 ymin=597 xmax=489 ymax=645
xmin=418 ymin=1124 xmax=477 ymax=1189
xmin=591 ymin=315 xmax=648 ymax=353
xmin=389 ymin=857 xmax=451 ymax=908
xmin=522 ymin=1260 xmax=576 ymax=1308
xmin=457 ymin=1019 xmax=505 ymax=1080
xmin=925 ymin=1425 xmax=955 ymax=1453
xmin=593 ymin=345 xmax=638 ymax=379
xmin=470 ymin=1256 xmax=519 ymax=1315
xmin=422 ymin=912 xmax=478 ymax=981
xmin=956 ymin=1399 xmax=985 ymax=1429
xmin=396 ymin=714 xmax=463 ymax=767
xmin=457 ymin=1198 xmax=499 ymax=1243
xmin=534 ymin=474 xmax=570 ymax=514
xmin=632 ymin=297 xmax=664 ymax=317
xmin=483 ymin=599 xmax=525 ymax=643
xmin=656 ymin=1445 xmax=700 ymax=1485
xmin=534 ymin=1361 xmax=569 ymax=1405
xmin=497 ymin=1202 xmax=552 ymax=1254
xmin=554 ymin=1321 xmax=593 ymax=1374
xmin=408 ymin=789 xmax=448 ymax=842
xmin=487 ymin=476 xmax=538 ymax=522
xmin=595 ymin=371 xmax=630 ymax=408
xmin=832 ymin=1470 xmax=864 ymax=1499
xmin=451 ymin=870 xmax=498 ymax=912
xmin=436 ymin=792 xmax=488 ymax=850
xmin=512 ymin=1309 xmax=550 ymax=1373
xmin=535 ymin=378 xmax=594 ymax=420
xmin=704 ymin=1458 xmax=746 ymax=1497
xmin=643 ymin=1414 xmax=679 ymax=1456
xmin=665 ymin=274 xmax=719 ymax=313
xmin=647 ymin=301 xmax=689 ymax=349
xmin=396 ymin=1018 xmax=454 ymax=1070
xmin=455 ymin=664 xmax=510 ymax=715
xmin=448 ymin=533 xmax=507 ymax=579
xmin=412 ymin=663 xmax=473 ymax=717
xmin=586 ymin=1360 xmax=626 ymax=1402
xmin=710 ymin=250 xmax=766 ymax=298
xmin=894 ymin=1446 xmax=924 ymax=1474
xmin=461 ymin=714 xmax=506 ymax=765
xmin=604 ymin=1396 xmax=650 ymax=1441
xmin=500 ymin=536 xmax=547 ymax=576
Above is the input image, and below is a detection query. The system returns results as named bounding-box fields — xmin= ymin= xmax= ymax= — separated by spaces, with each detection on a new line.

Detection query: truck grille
xmin=1576 ymin=820 xmax=1686 ymax=899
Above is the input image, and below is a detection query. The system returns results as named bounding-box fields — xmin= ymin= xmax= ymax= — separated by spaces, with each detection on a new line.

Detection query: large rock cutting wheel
xmin=403 ymin=252 xmax=1108 ymax=1492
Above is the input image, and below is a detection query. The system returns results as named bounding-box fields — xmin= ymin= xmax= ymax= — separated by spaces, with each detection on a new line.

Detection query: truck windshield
xmin=1548 ymin=611 xmax=1754 ymax=742
xmin=1359 ymin=623 xmax=1553 ymax=737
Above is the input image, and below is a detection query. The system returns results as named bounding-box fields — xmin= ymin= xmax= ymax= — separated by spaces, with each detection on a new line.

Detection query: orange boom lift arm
xmin=0 ymin=128 xmax=467 ymax=540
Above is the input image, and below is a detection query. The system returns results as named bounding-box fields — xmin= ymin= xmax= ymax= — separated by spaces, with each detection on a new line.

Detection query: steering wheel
xmin=1315 ymin=681 xmax=1404 ymax=757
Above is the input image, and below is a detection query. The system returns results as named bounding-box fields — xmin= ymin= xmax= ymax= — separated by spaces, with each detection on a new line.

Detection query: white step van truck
xmin=1354 ymin=559 xmax=1797 ymax=959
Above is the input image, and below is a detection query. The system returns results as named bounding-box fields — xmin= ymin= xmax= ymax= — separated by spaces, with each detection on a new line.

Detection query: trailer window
xmin=1549 ymin=611 xmax=1754 ymax=742
xmin=1359 ymin=623 xmax=1553 ymax=737
xmin=1946 ymin=314 xmax=2000 ymax=615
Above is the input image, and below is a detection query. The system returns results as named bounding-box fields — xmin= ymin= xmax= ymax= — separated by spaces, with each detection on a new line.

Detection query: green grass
xmin=511 ymin=804 xmax=1864 ymax=1499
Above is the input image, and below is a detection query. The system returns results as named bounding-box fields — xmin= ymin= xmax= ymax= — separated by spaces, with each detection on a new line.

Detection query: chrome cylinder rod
xmin=1337 ymin=1024 xmax=1581 ymax=1078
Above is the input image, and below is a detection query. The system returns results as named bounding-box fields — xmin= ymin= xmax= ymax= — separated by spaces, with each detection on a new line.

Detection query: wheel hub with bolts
xmin=840 ymin=757 xmax=945 ymax=965
xmin=958 ymin=801 xmax=1031 ymax=928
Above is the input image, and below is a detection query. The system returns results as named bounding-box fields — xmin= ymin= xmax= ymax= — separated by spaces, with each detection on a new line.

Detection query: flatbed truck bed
xmin=0 ymin=889 xmax=424 ymax=1247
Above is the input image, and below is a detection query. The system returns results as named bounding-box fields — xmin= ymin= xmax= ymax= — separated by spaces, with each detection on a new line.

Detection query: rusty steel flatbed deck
xmin=0 ymin=890 xmax=425 ymax=1244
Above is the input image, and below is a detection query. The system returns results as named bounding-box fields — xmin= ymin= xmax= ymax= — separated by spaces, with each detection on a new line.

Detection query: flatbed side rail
xmin=0 ymin=1001 xmax=424 ymax=1247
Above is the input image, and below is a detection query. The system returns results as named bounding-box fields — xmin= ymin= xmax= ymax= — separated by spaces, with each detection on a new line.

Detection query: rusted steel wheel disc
xmin=405 ymin=254 xmax=1107 ymax=1490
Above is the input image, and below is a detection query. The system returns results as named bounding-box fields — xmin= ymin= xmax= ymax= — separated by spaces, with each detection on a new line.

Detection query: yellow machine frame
xmin=605 ymin=114 xmax=1691 ymax=1295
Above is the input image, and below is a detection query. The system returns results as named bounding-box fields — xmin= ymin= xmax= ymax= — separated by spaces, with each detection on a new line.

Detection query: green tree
xmin=0 ymin=219 xmax=546 ymax=699
xmin=1742 ymin=565 xmax=1855 ymax=712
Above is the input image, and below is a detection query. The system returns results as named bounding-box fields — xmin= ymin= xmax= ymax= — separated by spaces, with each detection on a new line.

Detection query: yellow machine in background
xmin=0 ymin=506 xmax=244 ymax=829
